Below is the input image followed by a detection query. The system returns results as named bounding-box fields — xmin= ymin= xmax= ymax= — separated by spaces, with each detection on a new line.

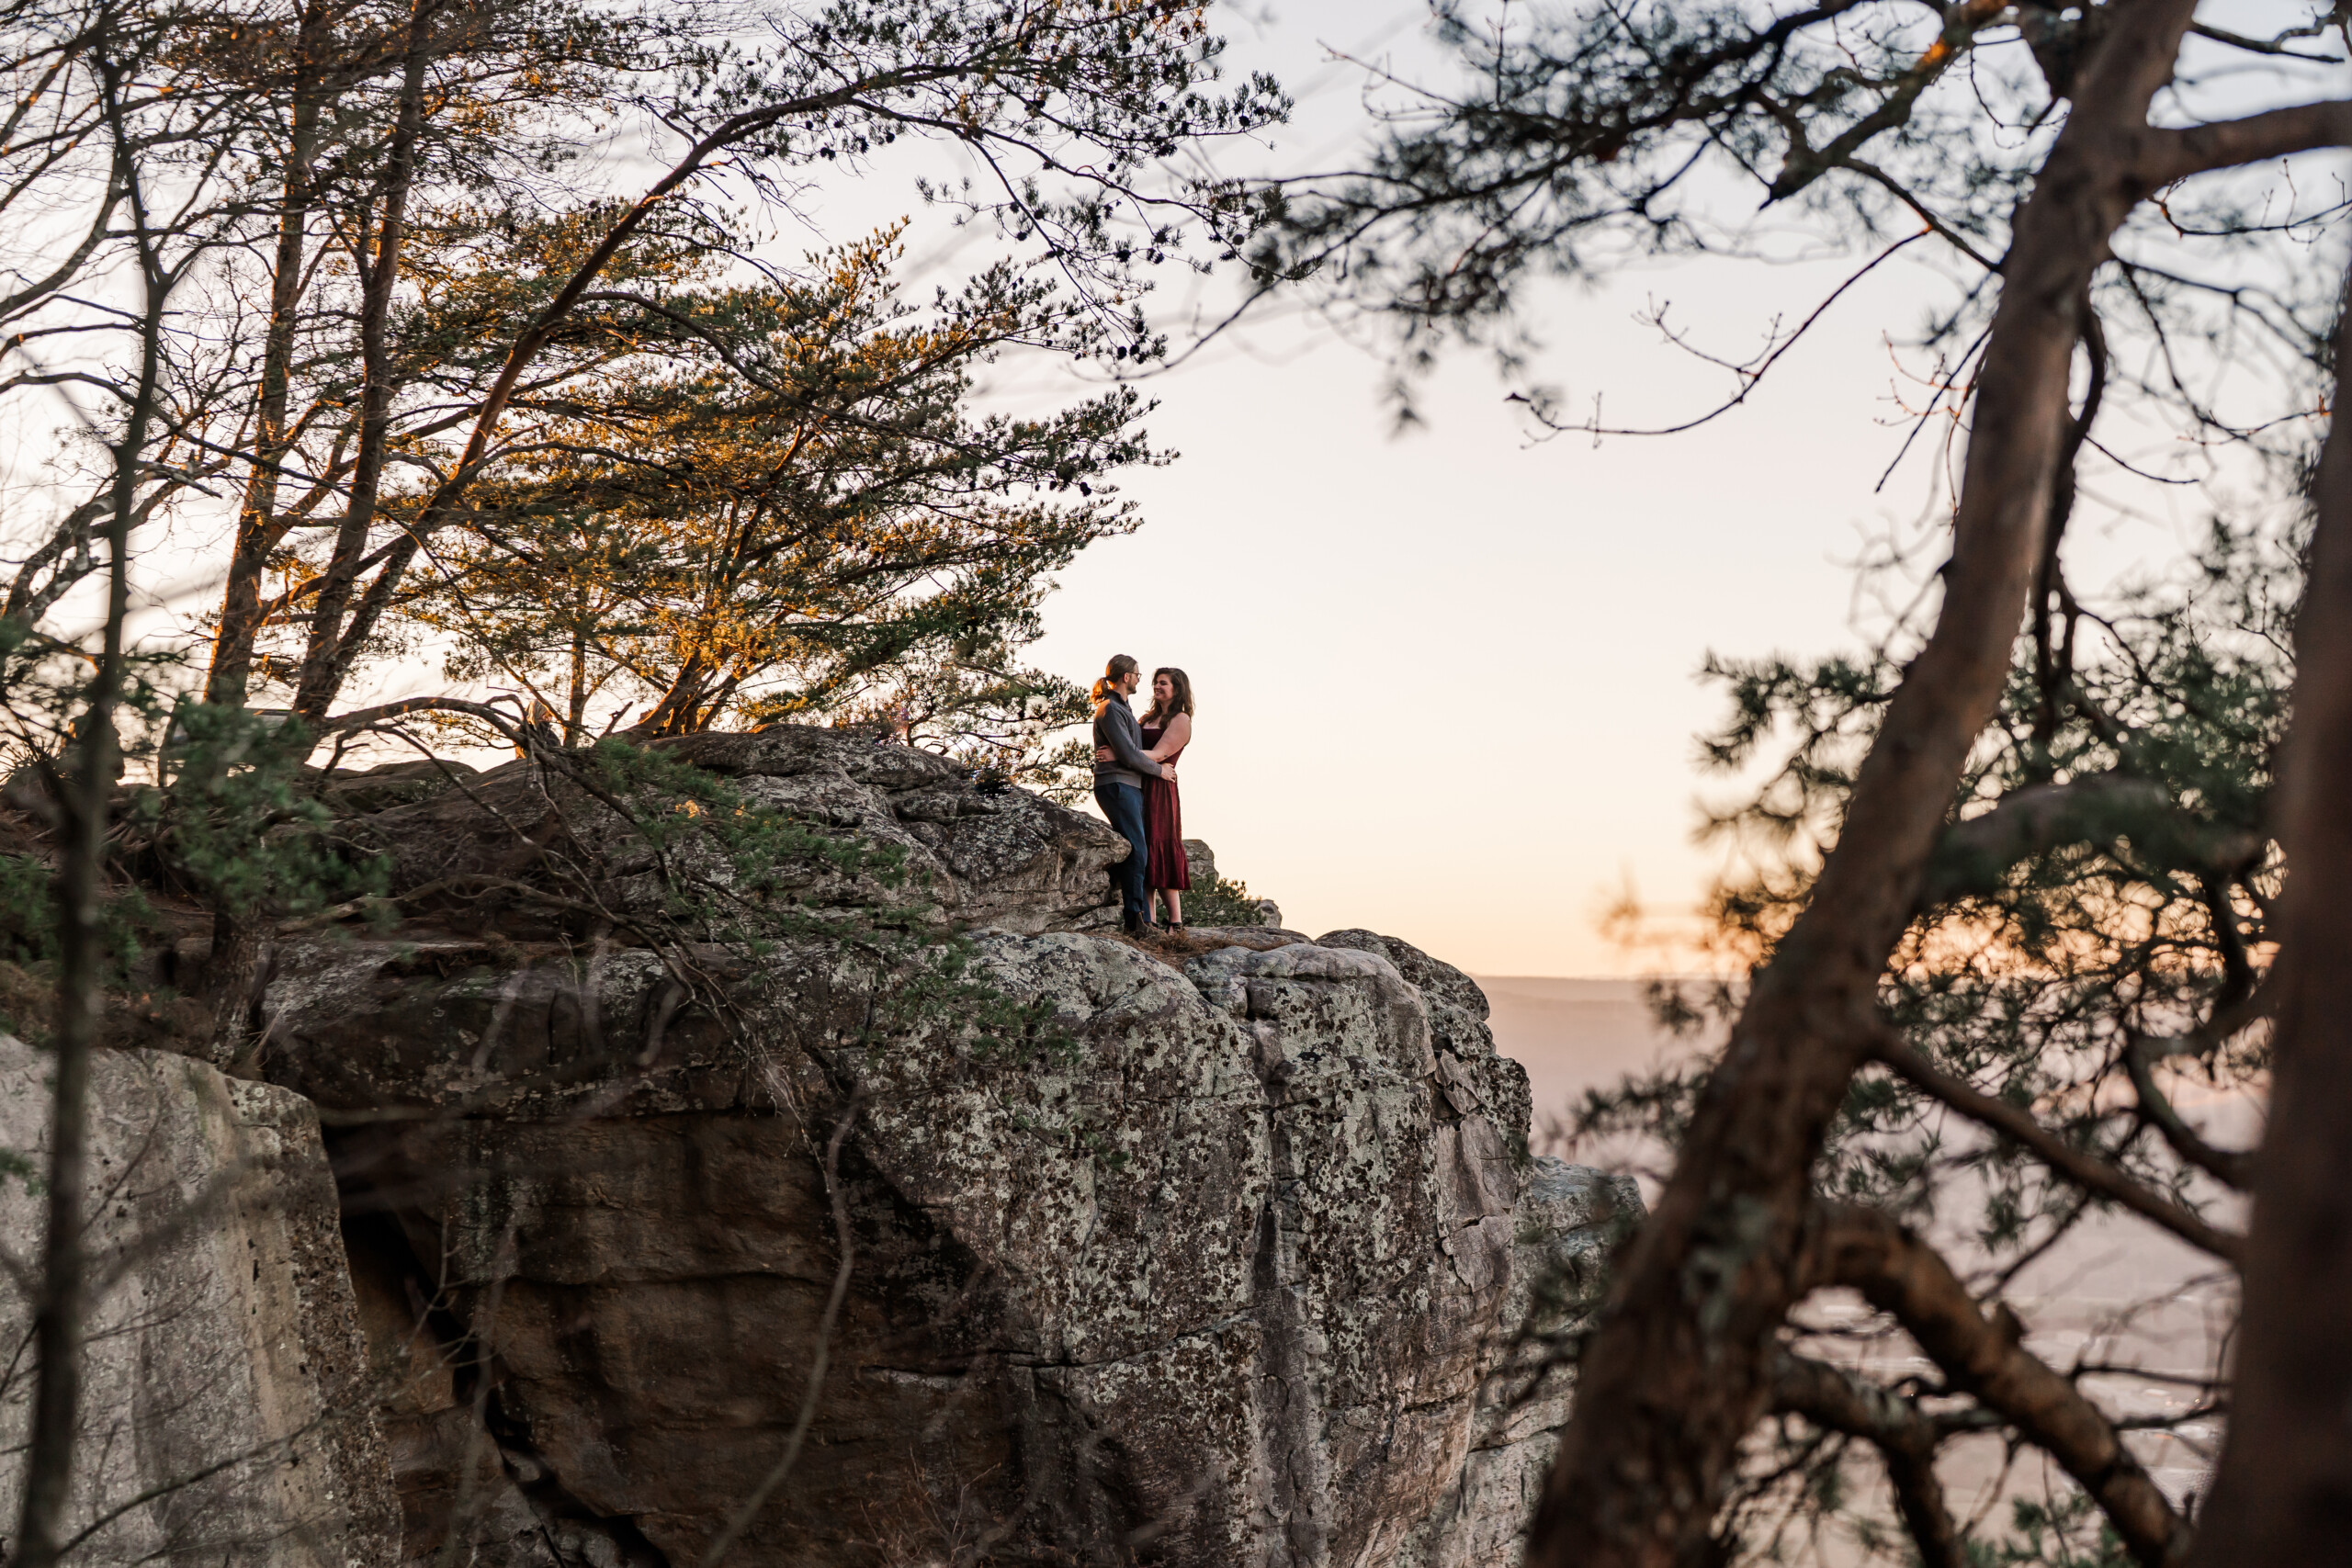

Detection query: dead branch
xmin=312 ymin=694 xmax=534 ymax=745
xmin=1807 ymin=1202 xmax=2189 ymax=1568
xmin=1769 ymin=1350 xmax=1964 ymax=1568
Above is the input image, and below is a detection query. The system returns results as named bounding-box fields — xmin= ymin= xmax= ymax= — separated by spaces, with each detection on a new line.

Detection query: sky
xmin=960 ymin=6 xmax=1893 ymax=974
xmin=333 ymin=0 xmax=2326 ymax=976
xmin=854 ymin=2 xmax=2269 ymax=976
xmin=24 ymin=0 xmax=2329 ymax=978
xmin=978 ymin=1 xmax=2332 ymax=976
xmin=1019 ymin=267 xmax=1916 ymax=976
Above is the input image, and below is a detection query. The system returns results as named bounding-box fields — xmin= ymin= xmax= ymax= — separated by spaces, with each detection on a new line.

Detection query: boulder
xmin=0 ymin=1035 xmax=396 ymax=1567
xmin=331 ymin=728 xmax=1128 ymax=936
xmin=316 ymin=756 xmax=481 ymax=816
xmin=249 ymin=727 xmax=1635 ymax=1564
xmin=264 ymin=929 xmax=1631 ymax=1567
xmin=670 ymin=729 xmax=1131 ymax=933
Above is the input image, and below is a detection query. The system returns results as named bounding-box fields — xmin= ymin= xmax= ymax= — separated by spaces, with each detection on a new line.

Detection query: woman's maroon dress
xmin=1140 ymin=724 xmax=1190 ymax=891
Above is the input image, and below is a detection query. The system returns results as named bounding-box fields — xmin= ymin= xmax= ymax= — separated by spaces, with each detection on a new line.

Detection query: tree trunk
xmin=201 ymin=908 xmax=275 ymax=1069
xmin=635 ymin=657 xmax=716 ymax=737
xmin=1807 ymin=1204 xmax=2188 ymax=1565
xmin=2180 ymin=267 xmax=2352 ymax=1564
xmin=1524 ymin=10 xmax=2199 ymax=1563
xmin=13 ymin=46 xmax=156 ymax=1555
xmin=204 ymin=0 xmax=323 ymax=707
xmin=290 ymin=0 xmax=435 ymax=722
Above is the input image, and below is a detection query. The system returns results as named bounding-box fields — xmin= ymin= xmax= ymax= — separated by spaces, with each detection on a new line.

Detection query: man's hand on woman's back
xmin=1096 ymin=744 xmax=1172 ymax=781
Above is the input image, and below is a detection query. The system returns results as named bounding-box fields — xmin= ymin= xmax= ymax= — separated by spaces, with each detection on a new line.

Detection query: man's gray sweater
xmin=1092 ymin=697 xmax=1159 ymax=790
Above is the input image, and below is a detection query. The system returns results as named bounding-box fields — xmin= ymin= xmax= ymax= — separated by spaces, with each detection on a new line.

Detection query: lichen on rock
xmin=243 ymin=725 xmax=1637 ymax=1565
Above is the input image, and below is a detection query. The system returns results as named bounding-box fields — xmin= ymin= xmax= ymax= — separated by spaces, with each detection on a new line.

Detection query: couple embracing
xmin=1090 ymin=653 xmax=1193 ymax=935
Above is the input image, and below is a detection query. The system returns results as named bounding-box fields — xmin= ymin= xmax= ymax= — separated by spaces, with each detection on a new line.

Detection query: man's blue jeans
xmin=1094 ymin=779 xmax=1149 ymax=923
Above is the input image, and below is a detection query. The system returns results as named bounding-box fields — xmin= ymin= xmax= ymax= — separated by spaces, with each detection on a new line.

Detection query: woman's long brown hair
xmin=1141 ymin=667 xmax=1193 ymax=726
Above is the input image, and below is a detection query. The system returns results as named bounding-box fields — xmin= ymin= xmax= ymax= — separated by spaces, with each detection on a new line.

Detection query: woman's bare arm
xmin=1144 ymin=714 xmax=1193 ymax=761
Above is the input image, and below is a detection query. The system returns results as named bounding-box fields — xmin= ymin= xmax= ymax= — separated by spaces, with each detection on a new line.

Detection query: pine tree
xmin=389 ymin=227 xmax=1153 ymax=786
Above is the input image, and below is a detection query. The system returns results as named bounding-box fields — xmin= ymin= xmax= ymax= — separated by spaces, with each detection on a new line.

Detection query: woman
xmin=1137 ymin=667 xmax=1193 ymax=930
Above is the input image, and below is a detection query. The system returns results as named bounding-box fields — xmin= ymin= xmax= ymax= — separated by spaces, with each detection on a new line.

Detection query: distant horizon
xmin=1466 ymin=973 xmax=1695 ymax=982
xmin=1466 ymin=974 xmax=1682 ymax=991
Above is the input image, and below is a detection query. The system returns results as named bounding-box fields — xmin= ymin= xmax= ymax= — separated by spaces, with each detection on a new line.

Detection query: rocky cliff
xmin=4 ymin=726 xmax=1633 ymax=1566
xmin=0 ymin=1035 xmax=397 ymax=1566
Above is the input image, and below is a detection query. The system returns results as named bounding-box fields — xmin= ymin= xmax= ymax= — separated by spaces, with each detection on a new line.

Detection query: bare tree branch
xmin=1769 ymin=1350 xmax=1964 ymax=1568
xmin=2188 ymin=19 xmax=2342 ymax=62
xmin=11 ymin=25 xmax=164 ymax=1561
xmin=2124 ymin=1041 xmax=2254 ymax=1190
xmin=1871 ymin=1032 xmax=2245 ymax=1264
xmin=1917 ymin=773 xmax=2171 ymax=908
xmin=2140 ymin=100 xmax=2352 ymax=186
xmin=1807 ymin=1201 xmax=2190 ymax=1568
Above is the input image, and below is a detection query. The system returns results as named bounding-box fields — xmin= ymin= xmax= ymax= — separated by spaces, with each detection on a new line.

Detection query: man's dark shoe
xmin=1123 ymin=910 xmax=1148 ymax=935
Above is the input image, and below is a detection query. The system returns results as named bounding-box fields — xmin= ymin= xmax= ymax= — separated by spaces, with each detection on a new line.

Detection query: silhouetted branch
xmin=2125 ymin=1040 xmax=2254 ymax=1190
xmin=11 ymin=29 xmax=166 ymax=1559
xmin=1516 ymin=232 xmax=1928 ymax=439
xmin=2141 ymin=100 xmax=2352 ymax=186
xmin=1917 ymin=773 xmax=2171 ymax=908
xmin=1807 ymin=1202 xmax=2190 ymax=1568
xmin=1870 ymin=1033 xmax=2245 ymax=1265
xmin=1769 ymin=1350 xmax=1964 ymax=1568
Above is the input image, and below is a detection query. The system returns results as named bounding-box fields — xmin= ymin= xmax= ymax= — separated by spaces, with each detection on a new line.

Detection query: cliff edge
xmin=1 ymin=726 xmax=1632 ymax=1567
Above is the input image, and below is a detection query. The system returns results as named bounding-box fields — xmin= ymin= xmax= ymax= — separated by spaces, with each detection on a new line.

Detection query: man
xmin=1091 ymin=653 xmax=1175 ymax=934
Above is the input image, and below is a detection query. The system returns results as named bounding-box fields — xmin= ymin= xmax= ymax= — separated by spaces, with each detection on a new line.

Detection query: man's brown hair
xmin=1091 ymin=653 xmax=1139 ymax=704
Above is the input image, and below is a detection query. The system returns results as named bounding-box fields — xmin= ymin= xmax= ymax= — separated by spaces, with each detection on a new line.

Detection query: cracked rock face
xmin=0 ymin=1035 xmax=397 ymax=1568
xmin=263 ymin=727 xmax=1633 ymax=1565
xmin=1399 ymin=1157 xmax=1640 ymax=1568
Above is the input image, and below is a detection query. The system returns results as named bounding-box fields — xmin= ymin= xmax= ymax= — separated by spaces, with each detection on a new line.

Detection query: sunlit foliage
xmin=385 ymin=227 xmax=1149 ymax=785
